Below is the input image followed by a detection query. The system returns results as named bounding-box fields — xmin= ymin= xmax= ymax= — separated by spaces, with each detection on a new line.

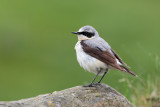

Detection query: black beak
xmin=72 ymin=32 xmax=79 ymax=35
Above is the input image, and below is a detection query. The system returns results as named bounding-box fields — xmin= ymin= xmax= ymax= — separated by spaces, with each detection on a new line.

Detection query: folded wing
xmin=81 ymin=41 xmax=136 ymax=76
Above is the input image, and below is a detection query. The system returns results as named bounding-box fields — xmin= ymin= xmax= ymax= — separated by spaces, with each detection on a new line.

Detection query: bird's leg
xmin=96 ymin=69 xmax=108 ymax=84
xmin=83 ymin=69 xmax=101 ymax=87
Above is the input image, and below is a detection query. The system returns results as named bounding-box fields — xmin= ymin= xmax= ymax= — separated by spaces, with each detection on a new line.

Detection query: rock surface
xmin=0 ymin=84 xmax=134 ymax=107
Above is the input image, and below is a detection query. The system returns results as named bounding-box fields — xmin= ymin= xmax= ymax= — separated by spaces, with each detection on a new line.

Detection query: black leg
xmin=83 ymin=70 xmax=101 ymax=87
xmin=97 ymin=69 xmax=108 ymax=84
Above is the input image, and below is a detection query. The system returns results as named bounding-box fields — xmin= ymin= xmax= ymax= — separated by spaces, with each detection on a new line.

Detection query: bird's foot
xmin=93 ymin=82 xmax=102 ymax=86
xmin=83 ymin=82 xmax=102 ymax=87
xmin=83 ymin=83 xmax=94 ymax=87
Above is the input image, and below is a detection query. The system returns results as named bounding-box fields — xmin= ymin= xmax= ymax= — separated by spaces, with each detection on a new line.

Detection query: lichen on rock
xmin=0 ymin=84 xmax=135 ymax=107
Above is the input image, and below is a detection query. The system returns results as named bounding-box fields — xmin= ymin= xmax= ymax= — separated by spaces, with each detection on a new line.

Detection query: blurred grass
xmin=0 ymin=0 xmax=160 ymax=106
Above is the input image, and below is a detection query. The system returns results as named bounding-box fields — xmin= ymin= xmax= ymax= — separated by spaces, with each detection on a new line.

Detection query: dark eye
xmin=80 ymin=32 xmax=95 ymax=38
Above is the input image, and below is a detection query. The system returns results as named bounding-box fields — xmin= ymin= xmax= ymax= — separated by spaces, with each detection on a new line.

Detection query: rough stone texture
xmin=0 ymin=84 xmax=135 ymax=107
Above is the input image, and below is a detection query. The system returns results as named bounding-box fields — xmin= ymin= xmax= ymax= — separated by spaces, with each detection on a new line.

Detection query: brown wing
xmin=81 ymin=41 xmax=136 ymax=76
xmin=111 ymin=49 xmax=130 ymax=67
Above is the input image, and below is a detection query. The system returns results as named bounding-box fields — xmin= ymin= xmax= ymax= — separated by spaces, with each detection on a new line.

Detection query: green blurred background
xmin=0 ymin=0 xmax=160 ymax=104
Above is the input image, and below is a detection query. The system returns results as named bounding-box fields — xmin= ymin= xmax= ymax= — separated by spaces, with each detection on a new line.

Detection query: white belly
xmin=75 ymin=41 xmax=108 ymax=75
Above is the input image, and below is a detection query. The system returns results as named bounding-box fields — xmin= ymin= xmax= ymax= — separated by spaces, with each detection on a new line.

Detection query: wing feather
xmin=111 ymin=49 xmax=130 ymax=68
xmin=81 ymin=41 xmax=136 ymax=76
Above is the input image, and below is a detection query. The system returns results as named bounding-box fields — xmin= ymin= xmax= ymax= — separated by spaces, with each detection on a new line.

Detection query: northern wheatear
xmin=72 ymin=25 xmax=136 ymax=87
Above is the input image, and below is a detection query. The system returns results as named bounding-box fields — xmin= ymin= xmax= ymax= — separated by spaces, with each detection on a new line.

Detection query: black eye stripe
xmin=79 ymin=32 xmax=95 ymax=38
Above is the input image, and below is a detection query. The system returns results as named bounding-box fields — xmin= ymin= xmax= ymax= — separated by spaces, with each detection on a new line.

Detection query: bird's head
xmin=72 ymin=25 xmax=99 ymax=41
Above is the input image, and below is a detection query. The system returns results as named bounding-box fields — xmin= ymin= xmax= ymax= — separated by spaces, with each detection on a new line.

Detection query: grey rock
xmin=0 ymin=84 xmax=135 ymax=107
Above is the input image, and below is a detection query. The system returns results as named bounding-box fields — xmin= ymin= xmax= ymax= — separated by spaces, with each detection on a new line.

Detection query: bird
xmin=72 ymin=25 xmax=136 ymax=87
